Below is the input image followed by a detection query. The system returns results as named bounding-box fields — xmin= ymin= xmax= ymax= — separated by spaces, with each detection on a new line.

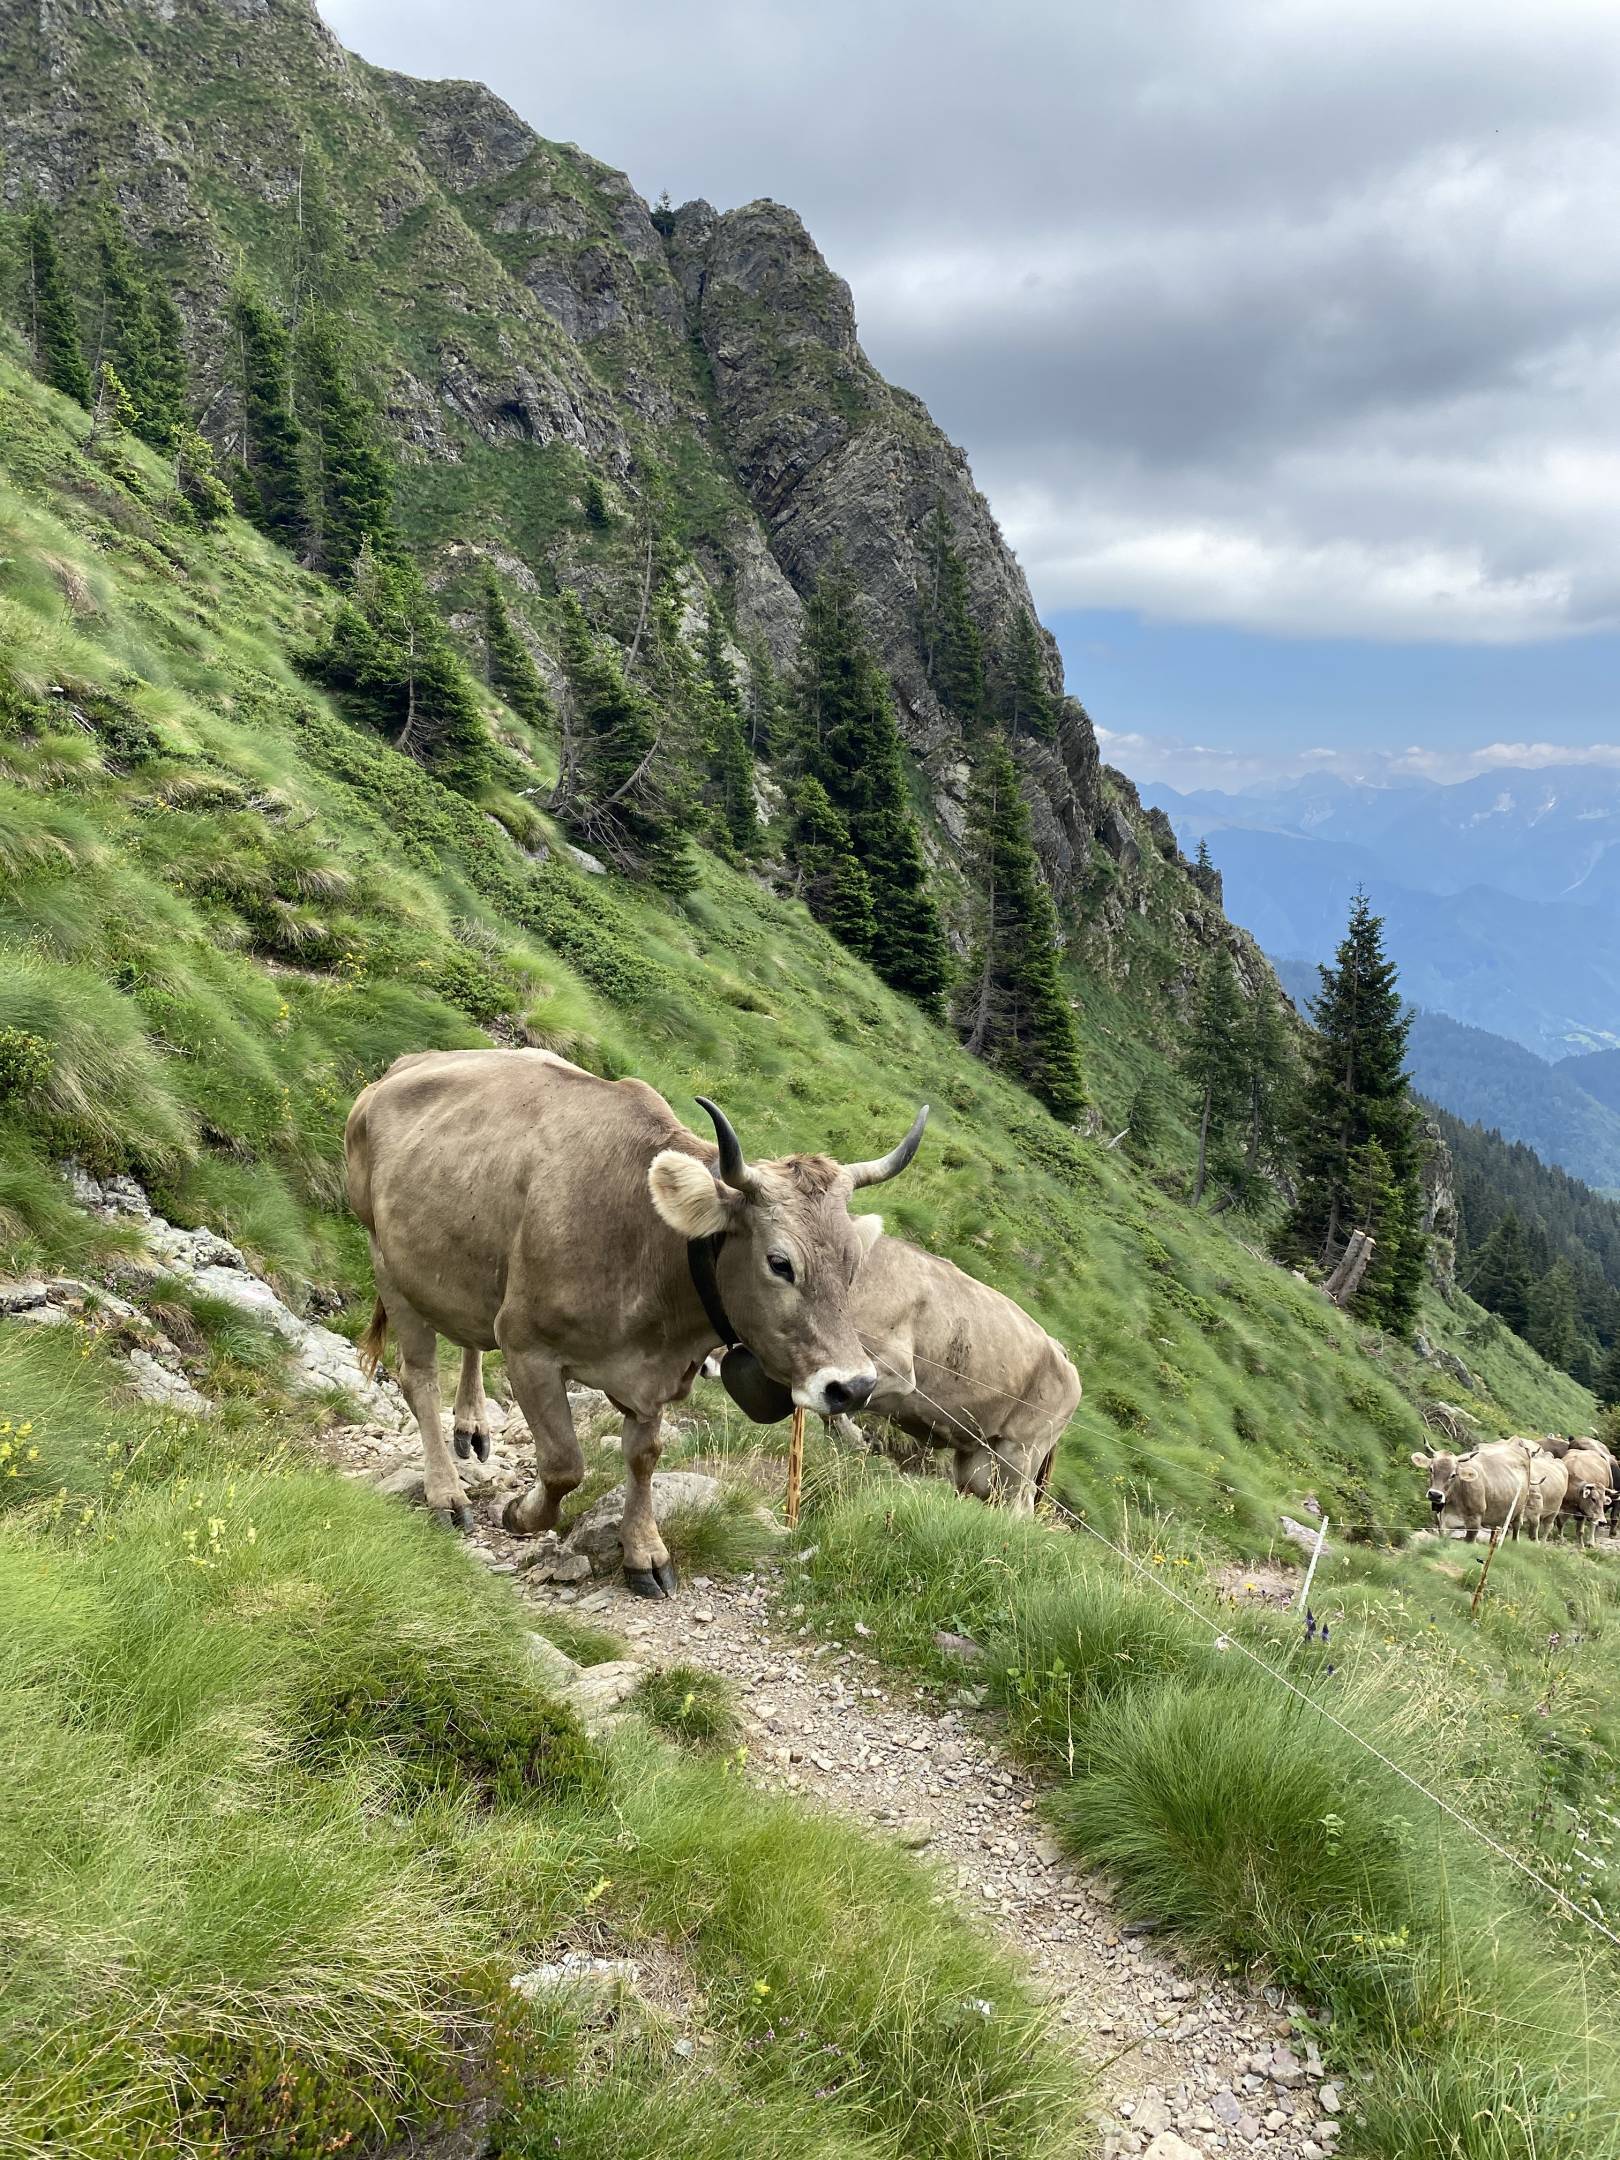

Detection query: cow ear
xmin=649 ymin=1150 xmax=738 ymax=1237
xmin=852 ymin=1212 xmax=884 ymax=1256
xmin=1410 ymin=1450 xmax=1432 ymax=1469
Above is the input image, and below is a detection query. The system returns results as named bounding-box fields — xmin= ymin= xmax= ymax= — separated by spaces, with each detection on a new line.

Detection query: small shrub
xmin=0 ymin=1026 xmax=51 ymax=1105
xmin=634 ymin=1664 xmax=740 ymax=1750
xmin=1096 ymin=1387 xmax=1149 ymax=1433
xmin=297 ymin=1636 xmax=608 ymax=1809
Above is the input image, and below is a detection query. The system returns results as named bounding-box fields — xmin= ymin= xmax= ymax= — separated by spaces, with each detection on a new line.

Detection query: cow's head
xmin=1410 ymin=1446 xmax=1473 ymax=1514
xmin=649 ymin=1097 xmax=927 ymax=1417
xmin=1575 ymin=1480 xmax=1608 ymax=1525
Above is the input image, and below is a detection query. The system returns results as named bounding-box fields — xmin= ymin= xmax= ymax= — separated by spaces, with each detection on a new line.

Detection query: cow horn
xmin=695 ymin=1096 xmax=758 ymax=1193
xmin=847 ymin=1106 xmax=930 ymax=1189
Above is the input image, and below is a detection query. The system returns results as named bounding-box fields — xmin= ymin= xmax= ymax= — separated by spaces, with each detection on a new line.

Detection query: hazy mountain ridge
xmin=1150 ymin=771 xmax=1620 ymax=1057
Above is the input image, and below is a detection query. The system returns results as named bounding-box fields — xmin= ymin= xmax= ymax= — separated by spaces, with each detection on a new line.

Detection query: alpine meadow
xmin=1 ymin=5 xmax=1618 ymax=2159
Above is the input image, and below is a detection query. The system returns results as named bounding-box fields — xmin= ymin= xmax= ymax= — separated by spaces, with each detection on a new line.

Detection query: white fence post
xmin=1295 ymin=1516 xmax=1329 ymax=1612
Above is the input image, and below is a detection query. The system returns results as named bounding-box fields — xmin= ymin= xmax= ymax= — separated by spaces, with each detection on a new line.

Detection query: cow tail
xmin=357 ymin=1297 xmax=389 ymax=1378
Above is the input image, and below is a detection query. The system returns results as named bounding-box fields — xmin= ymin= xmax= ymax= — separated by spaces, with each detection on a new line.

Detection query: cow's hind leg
xmin=375 ymin=1272 xmax=469 ymax=1531
xmin=619 ymin=1408 xmax=677 ymax=1599
xmin=451 ymin=1347 xmax=491 ymax=1462
xmin=499 ymin=1348 xmax=584 ymax=1541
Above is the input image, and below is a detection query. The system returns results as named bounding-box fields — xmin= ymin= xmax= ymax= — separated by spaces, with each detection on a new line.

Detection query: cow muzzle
xmin=1428 ymin=1490 xmax=1445 ymax=1513
xmin=797 ymin=1367 xmax=877 ymax=1417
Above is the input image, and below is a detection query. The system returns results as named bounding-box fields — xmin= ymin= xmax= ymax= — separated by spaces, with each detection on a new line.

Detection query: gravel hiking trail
xmin=332 ymin=1416 xmax=1347 ymax=2160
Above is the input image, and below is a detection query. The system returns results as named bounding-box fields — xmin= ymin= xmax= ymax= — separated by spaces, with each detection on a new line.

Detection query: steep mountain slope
xmin=2 ymin=366 xmax=1616 ymax=2160
xmin=0 ymin=0 xmax=1105 ymax=888
xmin=1564 ymin=1046 xmax=1620 ymax=1120
xmin=0 ymin=347 xmax=1590 ymax=1540
xmin=1407 ymin=1011 xmax=1620 ymax=1192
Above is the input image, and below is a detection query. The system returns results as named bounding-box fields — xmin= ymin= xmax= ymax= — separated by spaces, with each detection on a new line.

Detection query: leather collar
xmin=686 ymin=1235 xmax=795 ymax=1425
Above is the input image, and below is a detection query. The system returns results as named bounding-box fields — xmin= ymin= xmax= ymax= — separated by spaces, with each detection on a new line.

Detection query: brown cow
xmin=1555 ymin=1444 xmax=1613 ymax=1546
xmin=827 ymin=1235 xmax=1080 ymax=1515
xmin=345 ymin=1049 xmax=925 ymax=1595
xmin=1410 ymin=1439 xmax=1534 ymax=1541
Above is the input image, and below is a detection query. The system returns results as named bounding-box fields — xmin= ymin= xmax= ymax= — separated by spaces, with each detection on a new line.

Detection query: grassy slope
xmin=3 ymin=353 xmax=1617 ymax=2154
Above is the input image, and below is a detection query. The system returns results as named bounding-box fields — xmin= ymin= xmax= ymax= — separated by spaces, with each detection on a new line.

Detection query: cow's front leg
xmin=499 ymin=1348 xmax=583 ymax=1537
xmin=619 ymin=1408 xmax=677 ymax=1599
xmin=953 ymin=1441 xmax=995 ymax=1503
xmin=452 ymin=1346 xmax=491 ymax=1462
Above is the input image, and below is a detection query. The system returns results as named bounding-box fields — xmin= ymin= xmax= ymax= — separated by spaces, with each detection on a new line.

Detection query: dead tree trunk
xmin=1325 ymin=1230 xmax=1375 ymax=1307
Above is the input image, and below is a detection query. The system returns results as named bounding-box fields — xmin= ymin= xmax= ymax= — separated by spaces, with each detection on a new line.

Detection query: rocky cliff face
xmin=0 ymin=0 xmax=1243 ymax=973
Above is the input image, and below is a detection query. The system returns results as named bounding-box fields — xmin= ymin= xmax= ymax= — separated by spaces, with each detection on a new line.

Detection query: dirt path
xmin=334 ymin=1420 xmax=1346 ymax=2160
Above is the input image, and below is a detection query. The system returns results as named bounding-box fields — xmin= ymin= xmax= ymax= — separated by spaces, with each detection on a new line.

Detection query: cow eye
xmin=767 ymin=1253 xmax=795 ymax=1283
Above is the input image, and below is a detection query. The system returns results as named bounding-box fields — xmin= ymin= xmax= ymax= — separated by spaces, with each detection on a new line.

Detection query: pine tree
xmin=582 ymin=473 xmax=612 ymax=528
xmin=305 ymin=540 xmax=491 ymax=790
xmin=1281 ymin=890 xmax=1427 ymax=1329
xmin=1237 ymin=974 xmax=1296 ymax=1192
xmin=22 ymin=209 xmax=91 ymax=407
xmin=95 ymin=214 xmax=185 ymax=450
xmin=231 ymin=276 xmax=308 ymax=551
xmin=698 ymin=604 xmax=761 ymax=857
xmin=1527 ymin=1259 xmax=1580 ymax=1374
xmin=1189 ymin=837 xmax=1223 ymax=904
xmin=1183 ymin=952 xmax=1247 ymax=1203
xmin=1470 ymin=1207 xmax=1534 ymax=1335
xmin=556 ymin=592 xmax=693 ymax=894
xmin=482 ymin=572 xmax=555 ymax=732
xmin=1126 ymin=1071 xmax=1168 ymax=1163
xmin=1598 ymin=1332 xmax=1620 ymax=1408
xmin=743 ymin=635 xmax=789 ymax=760
xmin=918 ymin=503 xmax=986 ymax=730
xmin=959 ymin=728 xmax=1084 ymax=1120
xmin=789 ymin=774 xmax=876 ymax=953
xmin=175 ymin=426 xmax=234 ymax=527
xmin=296 ymin=304 xmax=395 ymax=574
xmin=995 ymin=609 xmax=1057 ymax=741
xmin=797 ymin=566 xmax=949 ymax=1012
xmin=91 ymin=359 xmax=140 ymax=441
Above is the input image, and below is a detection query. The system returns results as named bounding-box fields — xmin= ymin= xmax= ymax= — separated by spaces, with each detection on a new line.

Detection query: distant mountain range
xmin=1147 ymin=766 xmax=1620 ymax=1060
xmin=1268 ymin=968 xmax=1620 ymax=1197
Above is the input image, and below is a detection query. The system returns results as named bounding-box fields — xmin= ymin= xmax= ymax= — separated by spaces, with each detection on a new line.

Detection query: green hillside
xmin=0 ymin=348 xmax=1588 ymax=1530
xmin=4 ymin=310 xmax=1620 ymax=2156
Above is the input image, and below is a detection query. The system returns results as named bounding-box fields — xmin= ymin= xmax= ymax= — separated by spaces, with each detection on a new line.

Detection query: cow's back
xmin=346 ymin=1049 xmax=694 ymax=1351
xmin=860 ymin=1238 xmax=1077 ymax=1436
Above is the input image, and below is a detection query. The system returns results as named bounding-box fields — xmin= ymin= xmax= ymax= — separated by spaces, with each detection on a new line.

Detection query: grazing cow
xmin=1523 ymin=1451 xmax=1568 ymax=1542
xmin=1530 ymin=1436 xmax=1616 ymax=1542
xmin=1555 ymin=1444 xmax=1613 ymax=1546
xmin=1410 ymin=1439 xmax=1534 ymax=1542
xmin=346 ymin=1048 xmax=926 ymax=1596
xmin=825 ymin=1234 xmax=1081 ymax=1516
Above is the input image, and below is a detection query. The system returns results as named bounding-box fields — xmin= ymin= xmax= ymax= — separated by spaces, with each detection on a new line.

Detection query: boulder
xmin=562 ymin=1470 xmax=723 ymax=1564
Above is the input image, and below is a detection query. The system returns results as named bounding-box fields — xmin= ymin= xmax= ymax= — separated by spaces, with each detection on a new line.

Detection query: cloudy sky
xmin=322 ymin=0 xmax=1620 ymax=783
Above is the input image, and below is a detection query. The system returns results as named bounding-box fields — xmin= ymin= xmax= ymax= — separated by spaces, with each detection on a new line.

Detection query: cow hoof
xmin=624 ymin=1561 xmax=677 ymax=1600
xmin=430 ymin=1501 xmax=472 ymax=1532
xmin=501 ymin=1496 xmax=532 ymax=1536
xmin=452 ymin=1427 xmax=471 ymax=1460
xmin=453 ymin=1426 xmax=491 ymax=1463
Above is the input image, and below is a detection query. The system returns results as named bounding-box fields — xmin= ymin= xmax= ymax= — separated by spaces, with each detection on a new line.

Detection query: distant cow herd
xmin=346 ymin=1048 xmax=1079 ymax=1597
xmin=1411 ymin=1434 xmax=1618 ymax=1546
xmin=344 ymin=1047 xmax=1607 ymax=1602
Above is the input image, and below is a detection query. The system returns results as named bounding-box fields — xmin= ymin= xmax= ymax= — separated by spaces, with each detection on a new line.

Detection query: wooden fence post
xmin=786 ymin=1405 xmax=806 ymax=1528
xmin=1470 ymin=1485 xmax=1521 ymax=1621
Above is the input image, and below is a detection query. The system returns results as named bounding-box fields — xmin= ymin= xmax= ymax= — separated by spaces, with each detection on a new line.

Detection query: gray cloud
xmin=322 ymin=0 xmax=1620 ymax=642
